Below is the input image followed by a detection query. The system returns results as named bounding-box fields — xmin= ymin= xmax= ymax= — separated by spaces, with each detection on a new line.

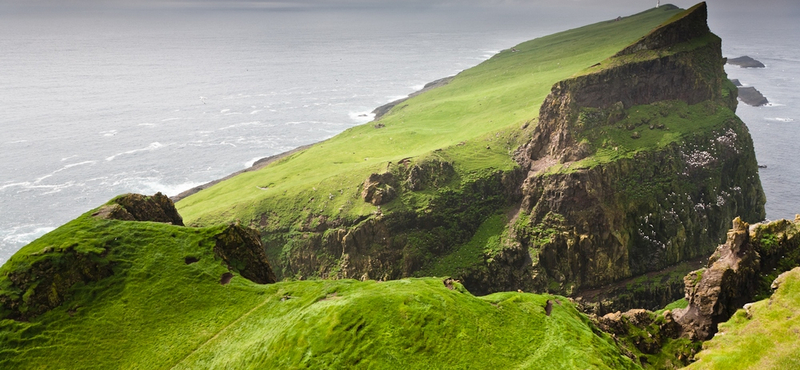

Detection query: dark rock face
xmin=501 ymin=3 xmax=765 ymax=298
xmin=727 ymin=55 xmax=765 ymax=68
xmin=672 ymin=215 xmax=800 ymax=340
xmin=737 ymin=86 xmax=768 ymax=107
xmin=0 ymin=245 xmax=114 ymax=321
xmin=214 ymin=224 xmax=277 ymax=284
xmin=673 ymin=217 xmax=760 ymax=340
xmin=615 ymin=2 xmax=710 ymax=57
xmin=93 ymin=192 xmax=184 ymax=226
xmin=361 ymin=173 xmax=397 ymax=206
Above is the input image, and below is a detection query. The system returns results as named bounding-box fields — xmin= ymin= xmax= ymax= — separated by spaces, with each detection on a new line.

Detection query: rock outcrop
xmin=0 ymin=245 xmax=114 ymax=321
xmin=214 ymin=224 xmax=277 ymax=284
xmin=93 ymin=192 xmax=184 ymax=225
xmin=727 ymin=55 xmax=765 ymax=68
xmin=673 ymin=215 xmax=800 ymax=340
xmin=737 ymin=86 xmax=768 ymax=107
xmin=361 ymin=173 xmax=397 ymax=206
xmin=672 ymin=217 xmax=760 ymax=340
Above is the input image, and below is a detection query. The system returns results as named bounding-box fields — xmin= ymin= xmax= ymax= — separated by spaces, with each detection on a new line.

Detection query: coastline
xmin=171 ymin=75 xmax=455 ymax=203
xmin=170 ymin=143 xmax=315 ymax=202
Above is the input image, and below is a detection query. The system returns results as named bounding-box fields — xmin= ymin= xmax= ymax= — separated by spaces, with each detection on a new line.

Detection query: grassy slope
xmin=686 ymin=267 xmax=800 ymax=370
xmin=176 ymin=6 xmax=682 ymax=228
xmin=0 ymin=211 xmax=638 ymax=369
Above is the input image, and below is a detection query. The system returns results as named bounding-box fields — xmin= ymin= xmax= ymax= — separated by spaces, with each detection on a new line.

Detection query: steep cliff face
xmin=479 ymin=2 xmax=765 ymax=297
xmin=173 ymin=4 xmax=762 ymax=313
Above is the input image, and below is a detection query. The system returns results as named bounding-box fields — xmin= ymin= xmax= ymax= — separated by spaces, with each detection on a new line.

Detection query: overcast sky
xmin=2 ymin=0 xmax=798 ymax=11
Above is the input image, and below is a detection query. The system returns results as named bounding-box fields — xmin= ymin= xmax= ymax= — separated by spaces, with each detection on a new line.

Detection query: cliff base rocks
xmin=737 ymin=86 xmax=769 ymax=106
xmin=727 ymin=55 xmax=765 ymax=68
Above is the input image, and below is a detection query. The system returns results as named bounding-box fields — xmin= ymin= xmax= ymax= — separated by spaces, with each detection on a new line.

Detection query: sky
xmin=1 ymin=0 xmax=797 ymax=12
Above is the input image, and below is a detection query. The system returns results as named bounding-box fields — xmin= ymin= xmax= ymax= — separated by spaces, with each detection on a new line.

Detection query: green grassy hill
xmin=177 ymin=6 xmax=680 ymax=224
xmin=0 ymin=207 xmax=638 ymax=369
xmin=176 ymin=5 xmax=689 ymax=284
xmin=0 ymin=3 xmax=780 ymax=369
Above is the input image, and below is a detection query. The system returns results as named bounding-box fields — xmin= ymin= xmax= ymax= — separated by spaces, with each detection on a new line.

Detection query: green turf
xmin=176 ymin=6 xmax=683 ymax=230
xmin=0 ymin=210 xmax=640 ymax=369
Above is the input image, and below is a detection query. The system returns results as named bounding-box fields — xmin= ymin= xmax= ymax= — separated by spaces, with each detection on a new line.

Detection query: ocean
xmin=1 ymin=1 xmax=798 ymax=265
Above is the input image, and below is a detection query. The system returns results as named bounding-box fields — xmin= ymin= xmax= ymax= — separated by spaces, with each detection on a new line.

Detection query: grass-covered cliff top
xmin=0 ymin=209 xmax=638 ymax=369
xmin=176 ymin=5 xmax=683 ymax=228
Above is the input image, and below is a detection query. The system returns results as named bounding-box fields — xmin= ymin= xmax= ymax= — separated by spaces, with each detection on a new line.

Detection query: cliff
xmin=173 ymin=4 xmax=764 ymax=311
xmin=467 ymin=3 xmax=764 ymax=298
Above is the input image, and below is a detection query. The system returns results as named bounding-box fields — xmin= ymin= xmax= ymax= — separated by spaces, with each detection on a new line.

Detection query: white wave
xmin=411 ymin=84 xmax=425 ymax=91
xmin=5 ymin=140 xmax=28 ymax=144
xmin=101 ymin=130 xmax=118 ymax=137
xmin=0 ymin=182 xmax=31 ymax=191
xmin=348 ymin=111 xmax=375 ymax=123
xmin=0 ymin=180 xmax=76 ymax=194
xmin=161 ymin=117 xmax=184 ymax=122
xmin=218 ymin=121 xmax=261 ymax=131
xmin=766 ymin=117 xmax=795 ymax=122
xmin=386 ymin=95 xmax=407 ymax=102
xmin=106 ymin=142 xmax=165 ymax=161
xmin=138 ymin=123 xmax=157 ymax=127
xmin=245 ymin=156 xmax=262 ymax=168
xmin=220 ymin=109 xmax=230 ymax=113
xmin=137 ymin=179 xmax=205 ymax=197
xmin=34 ymin=161 xmax=97 ymax=184
xmin=1 ymin=225 xmax=56 ymax=246
xmin=250 ymin=110 xmax=261 ymax=114
xmin=61 ymin=155 xmax=78 ymax=161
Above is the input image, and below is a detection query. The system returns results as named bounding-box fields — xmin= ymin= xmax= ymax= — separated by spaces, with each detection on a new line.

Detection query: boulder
xmin=727 ymin=56 xmax=765 ymax=68
xmin=737 ymin=86 xmax=768 ymax=107
xmin=361 ymin=173 xmax=397 ymax=206
xmin=92 ymin=192 xmax=184 ymax=226
xmin=213 ymin=224 xmax=277 ymax=284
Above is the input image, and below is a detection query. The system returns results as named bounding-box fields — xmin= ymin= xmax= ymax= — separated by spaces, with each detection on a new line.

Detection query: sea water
xmin=1 ymin=2 xmax=798 ymax=264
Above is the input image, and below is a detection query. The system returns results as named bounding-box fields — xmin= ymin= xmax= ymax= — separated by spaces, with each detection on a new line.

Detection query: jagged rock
xmin=92 ymin=192 xmax=184 ymax=226
xmin=405 ymin=159 xmax=455 ymax=191
xmin=213 ymin=224 xmax=277 ymax=284
xmin=673 ymin=217 xmax=760 ymax=340
xmin=737 ymin=86 xmax=768 ymax=107
xmin=727 ymin=55 xmax=765 ymax=68
xmin=593 ymin=307 xmax=684 ymax=362
xmin=361 ymin=173 xmax=397 ymax=206
xmin=730 ymin=78 xmax=742 ymax=87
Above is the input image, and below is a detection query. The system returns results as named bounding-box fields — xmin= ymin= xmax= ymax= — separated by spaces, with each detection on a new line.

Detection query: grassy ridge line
xmin=176 ymin=6 xmax=682 ymax=228
xmin=0 ymin=211 xmax=640 ymax=369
